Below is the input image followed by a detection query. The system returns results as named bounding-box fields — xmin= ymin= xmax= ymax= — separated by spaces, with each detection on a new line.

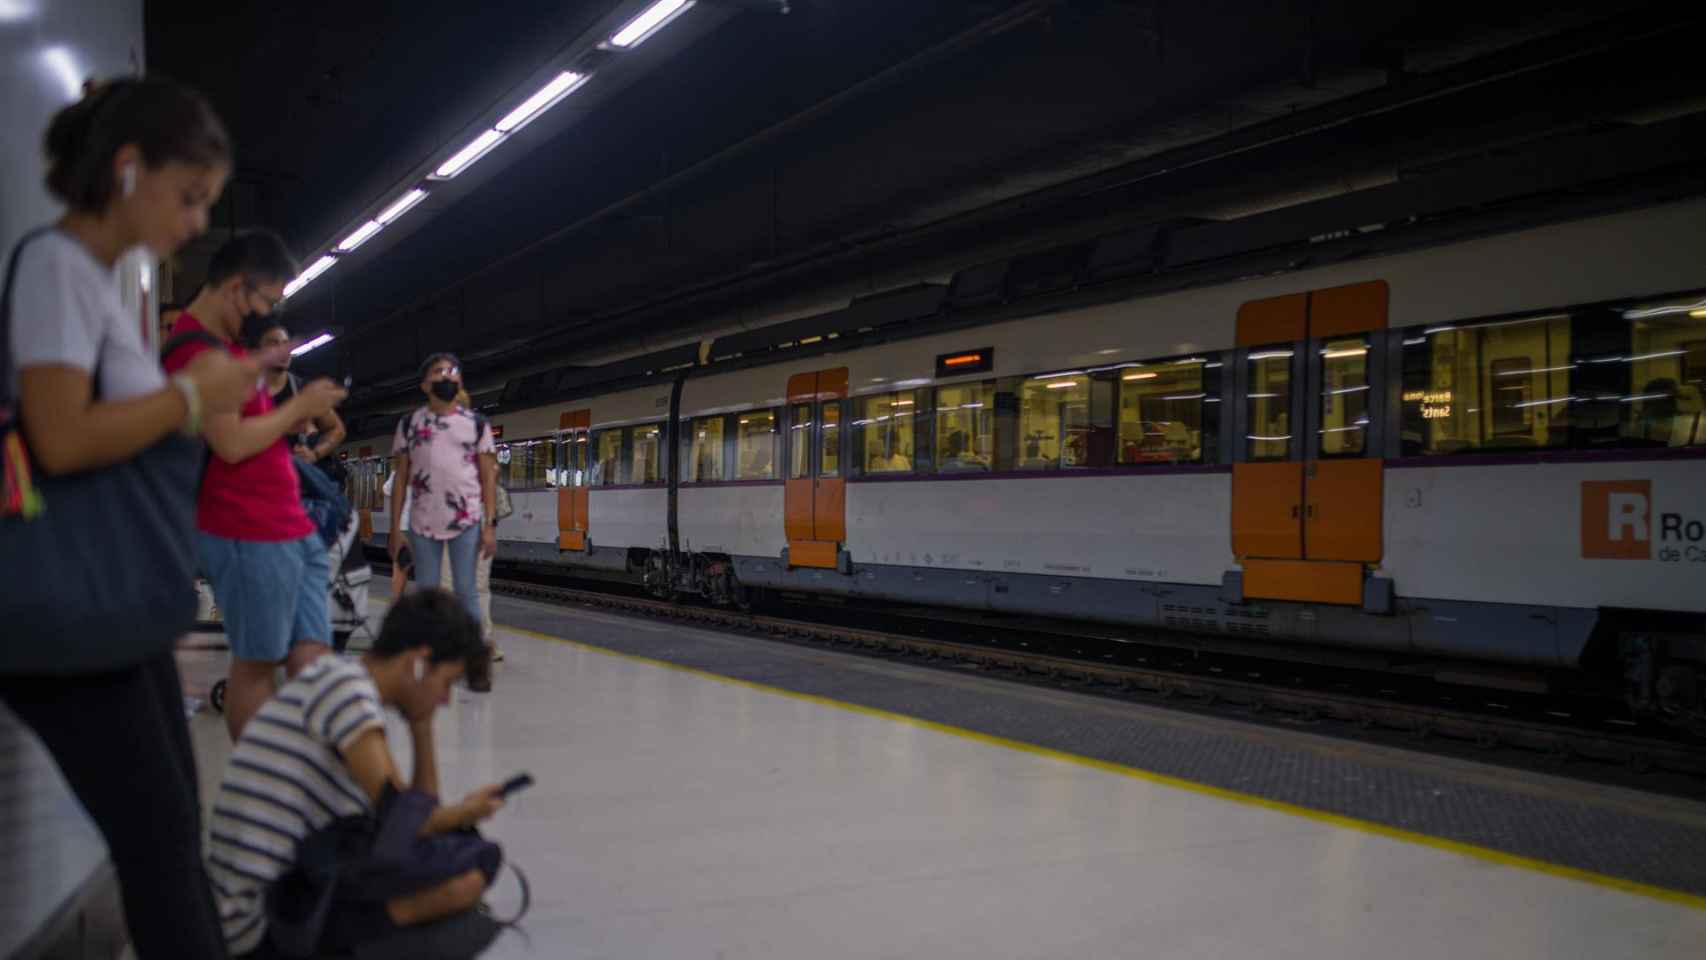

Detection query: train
xmin=341 ymin=197 xmax=1706 ymax=733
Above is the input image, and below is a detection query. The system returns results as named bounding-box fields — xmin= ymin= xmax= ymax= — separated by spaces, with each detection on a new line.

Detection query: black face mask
xmin=239 ymin=312 xmax=275 ymax=350
xmin=429 ymin=379 xmax=460 ymax=402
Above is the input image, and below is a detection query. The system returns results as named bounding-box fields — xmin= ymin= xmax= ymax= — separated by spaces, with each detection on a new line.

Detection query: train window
xmin=566 ymin=434 xmax=581 ymax=486
xmin=629 ymin=424 xmax=663 ymax=484
xmin=819 ymin=402 xmax=842 ymax=478
xmin=546 ymin=437 xmax=563 ymax=487
xmin=591 ymin=430 xmax=622 ymax=486
xmin=1319 ymin=338 xmax=1370 ymax=457
xmin=1245 ymin=347 xmax=1294 ymax=460
xmin=736 ymin=410 xmax=778 ymax=480
xmin=532 ymin=441 xmax=552 ymax=488
xmin=1612 ymin=298 xmax=1706 ymax=448
xmin=857 ymin=391 xmax=919 ymax=474
xmin=1018 ymin=374 xmax=1090 ymax=469
xmin=788 ymin=404 xmax=812 ymax=480
xmin=1400 ymin=313 xmax=1572 ymax=455
xmin=687 ymin=416 xmax=724 ymax=482
xmin=935 ymin=381 xmax=993 ymax=472
xmin=1117 ymin=358 xmax=1220 ymax=464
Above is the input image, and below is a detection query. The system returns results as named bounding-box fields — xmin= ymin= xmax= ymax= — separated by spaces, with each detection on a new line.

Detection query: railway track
xmin=480 ymin=574 xmax=1706 ymax=782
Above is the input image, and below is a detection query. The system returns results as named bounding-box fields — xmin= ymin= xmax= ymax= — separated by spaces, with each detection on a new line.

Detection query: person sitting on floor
xmin=206 ymin=589 xmax=503 ymax=958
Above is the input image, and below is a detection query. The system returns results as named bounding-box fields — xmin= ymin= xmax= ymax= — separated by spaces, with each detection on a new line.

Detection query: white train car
xmin=344 ymin=197 xmax=1706 ymax=729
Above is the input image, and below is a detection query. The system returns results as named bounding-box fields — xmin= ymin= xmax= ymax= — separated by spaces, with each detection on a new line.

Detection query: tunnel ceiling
xmin=144 ymin=0 xmax=1706 ymax=422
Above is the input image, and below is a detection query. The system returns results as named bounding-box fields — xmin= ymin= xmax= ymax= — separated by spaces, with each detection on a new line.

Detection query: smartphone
xmin=499 ymin=772 xmax=534 ymax=798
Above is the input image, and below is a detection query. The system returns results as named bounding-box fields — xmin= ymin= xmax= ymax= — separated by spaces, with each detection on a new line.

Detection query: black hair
xmin=240 ymin=314 xmax=288 ymax=350
xmin=419 ymin=352 xmax=462 ymax=381
xmin=44 ymin=76 xmax=231 ymax=213
xmin=371 ymin=589 xmax=485 ymax=671
xmin=206 ymin=229 xmax=298 ymax=289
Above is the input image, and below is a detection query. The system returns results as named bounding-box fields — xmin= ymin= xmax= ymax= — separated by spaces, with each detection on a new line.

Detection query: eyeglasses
xmin=245 ymin=284 xmax=283 ymax=313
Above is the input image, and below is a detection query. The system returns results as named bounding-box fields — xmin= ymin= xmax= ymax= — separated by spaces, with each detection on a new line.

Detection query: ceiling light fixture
xmin=291 ymin=333 xmax=335 ymax=357
xmin=336 ymin=220 xmax=383 ymax=253
xmin=608 ymin=0 xmax=695 ymax=49
xmin=375 ymin=188 xmax=428 ymax=225
xmin=432 ymin=129 xmax=505 ymax=179
xmin=283 ymin=255 xmax=337 ymax=299
xmin=495 ymin=71 xmax=589 ymax=133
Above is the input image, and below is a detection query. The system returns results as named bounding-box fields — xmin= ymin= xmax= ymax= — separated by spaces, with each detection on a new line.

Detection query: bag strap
xmin=159 ymin=329 xmax=225 ymax=363
xmin=0 ymin=227 xmax=62 ymax=406
xmin=479 ymin=861 xmax=532 ymax=928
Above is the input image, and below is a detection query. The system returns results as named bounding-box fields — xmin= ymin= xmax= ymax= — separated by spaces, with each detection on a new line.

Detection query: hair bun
xmin=40 ymin=75 xmax=229 ymax=213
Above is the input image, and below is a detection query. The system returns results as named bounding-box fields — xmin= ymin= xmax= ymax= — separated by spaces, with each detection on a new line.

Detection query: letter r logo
xmin=1582 ymin=480 xmax=1651 ymax=559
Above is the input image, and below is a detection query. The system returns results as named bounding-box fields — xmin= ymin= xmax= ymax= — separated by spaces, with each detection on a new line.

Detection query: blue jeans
xmin=410 ymin=527 xmax=481 ymax=624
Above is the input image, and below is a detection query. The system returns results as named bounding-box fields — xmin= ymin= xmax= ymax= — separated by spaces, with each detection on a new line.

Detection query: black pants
xmin=0 ymin=652 xmax=228 ymax=959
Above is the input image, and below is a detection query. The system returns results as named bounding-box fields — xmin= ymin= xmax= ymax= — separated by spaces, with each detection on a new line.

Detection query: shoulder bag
xmin=0 ymin=227 xmax=201 ymax=675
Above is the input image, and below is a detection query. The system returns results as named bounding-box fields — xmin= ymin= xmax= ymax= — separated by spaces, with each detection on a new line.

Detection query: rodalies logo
xmin=1581 ymin=480 xmax=1706 ymax=562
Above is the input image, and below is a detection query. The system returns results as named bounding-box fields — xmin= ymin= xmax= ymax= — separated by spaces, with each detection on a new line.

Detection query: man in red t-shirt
xmin=162 ymin=231 xmax=347 ymax=739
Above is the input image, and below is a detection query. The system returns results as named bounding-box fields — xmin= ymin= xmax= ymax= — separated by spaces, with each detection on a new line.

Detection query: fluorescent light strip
xmin=291 ymin=333 xmax=335 ymax=357
xmin=1623 ymin=299 xmax=1706 ymax=320
xmin=336 ymin=220 xmax=383 ymax=252
xmin=282 ymin=255 xmax=337 ymax=299
xmin=496 ymin=71 xmax=589 ymax=133
xmin=609 ymin=0 xmax=695 ymax=48
xmin=433 ymin=129 xmax=505 ymax=179
xmin=376 ymin=188 xmax=428 ymax=225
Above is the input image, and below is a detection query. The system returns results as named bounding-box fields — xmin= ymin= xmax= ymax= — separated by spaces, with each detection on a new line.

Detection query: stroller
xmin=199 ymin=508 xmax=373 ymax=714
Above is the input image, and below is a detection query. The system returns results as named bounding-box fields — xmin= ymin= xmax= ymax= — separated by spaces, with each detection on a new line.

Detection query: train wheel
xmin=644 ymin=552 xmax=677 ymax=603
xmin=209 ymin=679 xmax=227 ymax=714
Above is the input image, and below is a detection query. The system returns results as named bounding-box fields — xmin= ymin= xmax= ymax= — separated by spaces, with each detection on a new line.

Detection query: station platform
xmin=0 ymin=707 xmax=126 ymax=960
xmin=172 ymin=591 xmax=1706 ymax=959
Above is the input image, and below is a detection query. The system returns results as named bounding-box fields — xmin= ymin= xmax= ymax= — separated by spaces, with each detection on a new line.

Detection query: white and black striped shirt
xmin=207 ymin=656 xmax=385 ymax=955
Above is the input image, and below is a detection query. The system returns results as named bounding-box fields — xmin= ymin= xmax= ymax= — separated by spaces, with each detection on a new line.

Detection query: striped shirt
xmin=207 ymin=657 xmax=385 ymax=954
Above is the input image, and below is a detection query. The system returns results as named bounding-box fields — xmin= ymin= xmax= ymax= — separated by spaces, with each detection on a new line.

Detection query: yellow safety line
xmin=392 ymin=599 xmax=1706 ymax=910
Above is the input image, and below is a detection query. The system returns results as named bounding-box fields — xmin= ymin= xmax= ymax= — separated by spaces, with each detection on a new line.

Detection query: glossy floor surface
xmin=175 ymin=605 xmax=1706 ymax=960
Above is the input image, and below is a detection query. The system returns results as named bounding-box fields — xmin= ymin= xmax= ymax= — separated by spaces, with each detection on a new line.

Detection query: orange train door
xmin=558 ymin=409 xmax=590 ymax=551
xmin=785 ymin=368 xmax=848 ymax=568
xmin=1232 ymin=281 xmax=1388 ymax=605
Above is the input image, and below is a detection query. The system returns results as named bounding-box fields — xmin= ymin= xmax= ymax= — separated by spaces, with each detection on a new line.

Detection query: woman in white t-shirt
xmin=0 ymin=78 xmax=273 ymax=959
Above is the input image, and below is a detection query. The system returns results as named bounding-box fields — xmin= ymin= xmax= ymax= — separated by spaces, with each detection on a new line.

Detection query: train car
xmin=344 ymin=197 xmax=1706 ymax=731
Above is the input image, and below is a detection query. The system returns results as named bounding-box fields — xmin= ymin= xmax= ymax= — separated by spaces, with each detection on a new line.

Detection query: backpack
xmin=296 ymin=458 xmax=352 ymax=551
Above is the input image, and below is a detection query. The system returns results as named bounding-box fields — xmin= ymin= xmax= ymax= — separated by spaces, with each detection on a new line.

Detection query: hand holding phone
xmin=499 ymin=772 xmax=534 ymax=798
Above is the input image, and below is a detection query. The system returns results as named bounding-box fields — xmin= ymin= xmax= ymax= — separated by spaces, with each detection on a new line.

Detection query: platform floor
xmin=176 ymin=595 xmax=1706 ymax=959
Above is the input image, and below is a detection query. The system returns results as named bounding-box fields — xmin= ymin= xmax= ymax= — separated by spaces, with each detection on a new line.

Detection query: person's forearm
xmin=389 ymin=459 xmax=409 ymax=529
xmin=310 ymin=410 xmax=346 ymax=459
xmin=408 ymin=718 xmax=439 ymax=796
xmin=205 ymin=401 xmax=310 ymax=464
xmin=21 ymin=373 xmax=188 ymax=475
xmin=422 ymin=803 xmax=467 ymax=835
xmin=479 ymin=459 xmax=496 ymax=519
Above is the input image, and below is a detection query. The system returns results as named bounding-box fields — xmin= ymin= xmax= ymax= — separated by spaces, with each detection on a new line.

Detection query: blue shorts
xmin=196 ymin=531 xmax=331 ymax=662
